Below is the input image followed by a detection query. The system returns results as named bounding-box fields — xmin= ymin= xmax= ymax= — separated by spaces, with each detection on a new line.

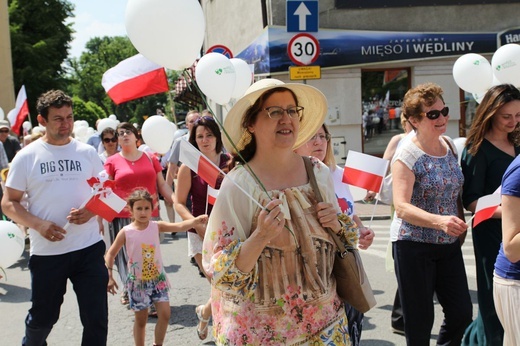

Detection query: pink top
xmin=123 ymin=221 xmax=170 ymax=294
xmin=105 ymin=152 xmax=162 ymax=218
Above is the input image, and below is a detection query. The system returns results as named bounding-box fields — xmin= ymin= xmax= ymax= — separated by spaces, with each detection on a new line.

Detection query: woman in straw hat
xmin=202 ymin=79 xmax=358 ymax=345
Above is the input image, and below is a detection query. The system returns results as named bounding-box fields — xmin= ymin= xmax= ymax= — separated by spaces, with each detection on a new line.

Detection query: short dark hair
xmin=36 ymin=90 xmax=73 ymax=119
xmin=116 ymin=122 xmax=139 ymax=138
xmin=100 ymin=127 xmax=116 ymax=140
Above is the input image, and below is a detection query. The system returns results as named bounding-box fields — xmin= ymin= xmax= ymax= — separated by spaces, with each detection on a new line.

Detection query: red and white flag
xmin=102 ymin=54 xmax=169 ymax=105
xmin=7 ymin=85 xmax=29 ymax=136
xmin=343 ymin=151 xmax=389 ymax=192
xmin=207 ymin=186 xmax=219 ymax=205
xmin=180 ymin=140 xmax=221 ymax=188
xmin=84 ymin=176 xmax=127 ymax=222
xmin=473 ymin=192 xmax=501 ymax=227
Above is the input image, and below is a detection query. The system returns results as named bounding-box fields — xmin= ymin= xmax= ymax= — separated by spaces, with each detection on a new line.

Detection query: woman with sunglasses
xmin=460 ymin=84 xmax=520 ymax=346
xmin=295 ymin=123 xmax=374 ymax=346
xmin=175 ymin=116 xmax=228 ymax=340
xmin=104 ymin=122 xmax=174 ymax=310
xmin=98 ymin=127 xmax=119 ymax=163
xmin=391 ymin=82 xmax=472 ymax=345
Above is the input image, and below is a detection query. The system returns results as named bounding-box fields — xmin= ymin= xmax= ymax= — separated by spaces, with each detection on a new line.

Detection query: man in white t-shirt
xmin=1 ymin=90 xmax=108 ymax=346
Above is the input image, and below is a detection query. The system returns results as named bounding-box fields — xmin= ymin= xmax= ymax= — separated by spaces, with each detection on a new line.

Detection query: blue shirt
xmin=495 ymin=155 xmax=520 ymax=280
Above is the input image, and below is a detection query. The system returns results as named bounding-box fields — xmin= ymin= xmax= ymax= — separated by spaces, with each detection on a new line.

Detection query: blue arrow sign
xmin=287 ymin=1 xmax=318 ymax=33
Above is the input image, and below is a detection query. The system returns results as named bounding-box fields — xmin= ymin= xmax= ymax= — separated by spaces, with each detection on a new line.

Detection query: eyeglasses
xmin=310 ymin=133 xmax=331 ymax=142
xmin=117 ymin=130 xmax=134 ymax=136
xmin=264 ymin=106 xmax=304 ymax=120
xmin=424 ymin=106 xmax=449 ymax=120
xmin=194 ymin=116 xmax=214 ymax=125
xmin=102 ymin=137 xmax=118 ymax=143
xmin=0 ymin=129 xmax=9 ymax=133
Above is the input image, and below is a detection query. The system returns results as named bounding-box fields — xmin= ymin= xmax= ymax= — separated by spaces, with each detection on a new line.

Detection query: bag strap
xmin=442 ymin=136 xmax=457 ymax=159
xmin=302 ymin=156 xmax=350 ymax=257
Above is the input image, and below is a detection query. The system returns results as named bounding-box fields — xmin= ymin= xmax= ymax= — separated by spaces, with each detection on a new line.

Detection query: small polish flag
xmin=343 ymin=151 xmax=389 ymax=192
xmin=473 ymin=192 xmax=501 ymax=227
xmin=179 ymin=140 xmax=221 ymax=188
xmin=207 ymin=186 xmax=219 ymax=205
xmin=102 ymin=54 xmax=169 ymax=105
xmin=7 ymin=85 xmax=29 ymax=136
xmin=85 ymin=192 xmax=127 ymax=222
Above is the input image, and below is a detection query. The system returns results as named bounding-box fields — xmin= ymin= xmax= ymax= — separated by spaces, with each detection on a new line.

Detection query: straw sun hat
xmin=222 ymin=78 xmax=328 ymax=154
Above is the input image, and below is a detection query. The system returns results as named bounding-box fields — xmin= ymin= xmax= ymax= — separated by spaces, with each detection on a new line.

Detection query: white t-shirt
xmin=6 ymin=138 xmax=104 ymax=255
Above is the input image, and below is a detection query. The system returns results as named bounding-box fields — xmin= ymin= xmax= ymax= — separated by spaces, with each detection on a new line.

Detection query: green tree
xmin=71 ymin=96 xmax=106 ymax=127
xmin=9 ymin=0 xmax=74 ymax=125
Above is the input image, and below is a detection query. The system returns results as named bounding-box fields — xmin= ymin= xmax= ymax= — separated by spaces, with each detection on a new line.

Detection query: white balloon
xmin=32 ymin=126 xmax=45 ymax=135
xmin=472 ymin=90 xmax=487 ymax=104
xmin=22 ymin=121 xmax=32 ymax=131
xmin=195 ymin=53 xmax=236 ymax=105
xmin=141 ymin=115 xmax=177 ymax=154
xmin=125 ymin=0 xmax=205 ymax=70
xmin=453 ymin=137 xmax=467 ymax=164
xmin=452 ymin=53 xmax=493 ymax=93
xmin=230 ymin=58 xmax=253 ymax=99
xmin=86 ymin=127 xmax=96 ymax=138
xmin=108 ymin=114 xmax=117 ymax=120
xmin=492 ymin=44 xmax=520 ymax=86
xmin=0 ymin=221 xmax=25 ymax=269
xmin=74 ymin=126 xmax=88 ymax=142
xmin=0 ymin=107 xmax=4 ymax=120
xmin=97 ymin=118 xmax=119 ymax=133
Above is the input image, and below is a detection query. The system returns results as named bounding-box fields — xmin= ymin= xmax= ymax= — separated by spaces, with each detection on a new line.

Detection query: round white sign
xmin=287 ymin=33 xmax=320 ymax=66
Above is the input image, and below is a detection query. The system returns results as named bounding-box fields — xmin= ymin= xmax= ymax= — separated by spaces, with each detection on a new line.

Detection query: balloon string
xmin=182 ymin=69 xmax=298 ymax=247
xmin=0 ymin=267 xmax=6 ymax=281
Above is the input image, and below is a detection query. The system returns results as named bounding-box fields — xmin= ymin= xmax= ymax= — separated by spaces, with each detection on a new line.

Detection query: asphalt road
xmin=0 ymin=202 xmax=478 ymax=345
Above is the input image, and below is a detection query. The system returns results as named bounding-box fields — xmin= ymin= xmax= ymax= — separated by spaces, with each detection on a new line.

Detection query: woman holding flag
xmin=461 ymin=84 xmax=520 ymax=346
xmin=202 ymin=79 xmax=358 ymax=345
xmin=391 ymin=82 xmax=472 ymax=345
xmin=175 ymin=116 xmax=229 ymax=340
xmin=295 ymin=122 xmax=374 ymax=345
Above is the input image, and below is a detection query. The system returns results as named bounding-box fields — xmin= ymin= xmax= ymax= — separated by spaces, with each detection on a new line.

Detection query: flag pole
xmin=182 ymin=140 xmax=264 ymax=210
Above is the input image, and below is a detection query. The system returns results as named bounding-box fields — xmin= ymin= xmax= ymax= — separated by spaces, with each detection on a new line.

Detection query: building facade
xmin=200 ymin=0 xmax=520 ymax=160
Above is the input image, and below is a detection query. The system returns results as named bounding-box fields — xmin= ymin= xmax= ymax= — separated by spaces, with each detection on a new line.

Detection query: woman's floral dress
xmin=203 ymin=158 xmax=358 ymax=345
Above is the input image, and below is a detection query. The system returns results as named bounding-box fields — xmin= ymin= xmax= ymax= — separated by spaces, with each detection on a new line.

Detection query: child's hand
xmin=194 ymin=214 xmax=208 ymax=225
xmin=107 ymin=278 xmax=119 ymax=295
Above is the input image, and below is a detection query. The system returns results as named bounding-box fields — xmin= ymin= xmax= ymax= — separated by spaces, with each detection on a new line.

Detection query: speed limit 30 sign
xmin=287 ymin=33 xmax=320 ymax=66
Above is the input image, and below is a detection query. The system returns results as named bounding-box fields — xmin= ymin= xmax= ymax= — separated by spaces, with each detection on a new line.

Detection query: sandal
xmin=120 ymin=291 xmax=129 ymax=305
xmin=195 ymin=305 xmax=210 ymax=340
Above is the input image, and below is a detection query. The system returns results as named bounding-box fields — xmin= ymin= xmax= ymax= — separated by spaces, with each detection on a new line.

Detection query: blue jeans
xmin=22 ymin=241 xmax=108 ymax=346
xmin=394 ymin=240 xmax=472 ymax=346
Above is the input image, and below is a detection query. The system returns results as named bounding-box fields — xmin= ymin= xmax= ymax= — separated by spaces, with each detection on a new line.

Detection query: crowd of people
xmin=1 ymin=81 xmax=520 ymax=346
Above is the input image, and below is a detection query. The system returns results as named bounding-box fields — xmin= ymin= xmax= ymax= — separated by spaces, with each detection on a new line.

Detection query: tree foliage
xmin=71 ymin=96 xmax=106 ymax=126
xmin=9 ymin=0 xmax=74 ymax=122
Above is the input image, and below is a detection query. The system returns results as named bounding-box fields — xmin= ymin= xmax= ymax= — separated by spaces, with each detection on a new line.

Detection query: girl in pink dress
xmin=105 ymin=189 xmax=207 ymax=346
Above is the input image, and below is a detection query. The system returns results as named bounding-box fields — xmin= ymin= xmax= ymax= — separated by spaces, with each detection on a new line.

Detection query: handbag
xmin=303 ymin=156 xmax=377 ymax=313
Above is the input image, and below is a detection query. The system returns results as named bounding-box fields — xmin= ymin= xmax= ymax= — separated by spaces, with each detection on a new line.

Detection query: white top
xmin=6 ymin=138 xmax=104 ymax=255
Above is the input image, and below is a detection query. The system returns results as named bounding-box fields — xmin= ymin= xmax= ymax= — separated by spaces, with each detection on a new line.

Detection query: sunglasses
xmin=424 ymin=106 xmax=449 ymax=120
xmin=102 ymin=137 xmax=118 ymax=143
xmin=0 ymin=129 xmax=9 ymax=133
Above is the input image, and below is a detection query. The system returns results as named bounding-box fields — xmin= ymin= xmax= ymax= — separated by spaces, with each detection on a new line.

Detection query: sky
xmin=67 ymin=0 xmax=128 ymax=58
